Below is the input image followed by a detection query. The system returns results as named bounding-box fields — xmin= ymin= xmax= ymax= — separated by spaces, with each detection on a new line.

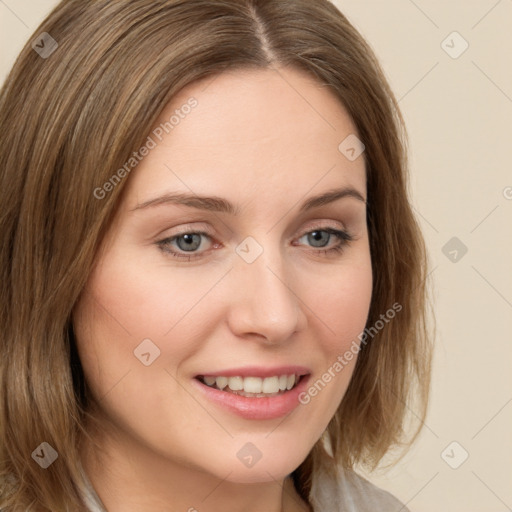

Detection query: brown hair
xmin=0 ymin=0 xmax=433 ymax=510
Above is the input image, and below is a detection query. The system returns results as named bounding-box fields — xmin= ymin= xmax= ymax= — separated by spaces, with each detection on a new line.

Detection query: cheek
xmin=71 ymin=257 xmax=228 ymax=450
xmin=72 ymin=250 xmax=231 ymax=388
xmin=89 ymin=256 xmax=216 ymax=337
xmin=305 ymin=252 xmax=373 ymax=354
xmin=290 ymin=249 xmax=372 ymax=413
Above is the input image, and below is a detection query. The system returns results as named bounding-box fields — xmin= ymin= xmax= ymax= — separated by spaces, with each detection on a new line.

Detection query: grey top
xmin=81 ymin=463 xmax=410 ymax=512
xmin=308 ymin=463 xmax=410 ymax=512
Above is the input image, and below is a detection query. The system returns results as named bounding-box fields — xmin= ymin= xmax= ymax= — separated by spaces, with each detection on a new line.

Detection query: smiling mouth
xmin=196 ymin=374 xmax=307 ymax=398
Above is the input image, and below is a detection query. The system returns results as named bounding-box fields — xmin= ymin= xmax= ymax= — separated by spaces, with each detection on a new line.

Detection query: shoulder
xmin=308 ymin=463 xmax=410 ymax=512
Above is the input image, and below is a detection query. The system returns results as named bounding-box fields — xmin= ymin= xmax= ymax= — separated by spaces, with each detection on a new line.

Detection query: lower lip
xmin=191 ymin=375 xmax=311 ymax=420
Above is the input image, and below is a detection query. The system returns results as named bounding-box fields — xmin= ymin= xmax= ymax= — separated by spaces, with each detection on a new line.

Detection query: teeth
xmin=204 ymin=376 xmax=216 ymax=386
xmin=243 ymin=376 xmax=262 ymax=393
xmin=262 ymin=376 xmax=279 ymax=393
xmin=215 ymin=376 xmax=228 ymax=390
xmin=227 ymin=376 xmax=243 ymax=391
xmin=202 ymin=374 xmax=300 ymax=395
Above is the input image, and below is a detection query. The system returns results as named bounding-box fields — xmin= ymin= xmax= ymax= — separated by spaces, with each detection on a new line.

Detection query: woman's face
xmin=73 ymin=66 xmax=372 ymax=484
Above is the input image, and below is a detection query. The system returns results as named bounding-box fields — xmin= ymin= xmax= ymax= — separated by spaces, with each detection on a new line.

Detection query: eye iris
xmin=308 ymin=230 xmax=329 ymax=247
xmin=176 ymin=233 xmax=202 ymax=251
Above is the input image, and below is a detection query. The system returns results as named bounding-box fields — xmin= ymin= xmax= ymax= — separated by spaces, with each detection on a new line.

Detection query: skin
xmin=73 ymin=65 xmax=372 ymax=512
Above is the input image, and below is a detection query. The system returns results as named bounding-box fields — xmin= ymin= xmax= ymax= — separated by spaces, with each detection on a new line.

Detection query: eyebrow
xmin=130 ymin=186 xmax=366 ymax=215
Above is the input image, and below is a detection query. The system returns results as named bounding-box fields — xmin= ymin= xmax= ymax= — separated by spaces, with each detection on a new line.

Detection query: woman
xmin=0 ymin=1 xmax=432 ymax=511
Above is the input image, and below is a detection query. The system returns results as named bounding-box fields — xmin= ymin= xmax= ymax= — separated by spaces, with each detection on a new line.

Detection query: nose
xmin=226 ymin=244 xmax=307 ymax=345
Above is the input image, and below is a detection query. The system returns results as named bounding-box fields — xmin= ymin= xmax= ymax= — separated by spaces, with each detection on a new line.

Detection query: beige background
xmin=1 ymin=1 xmax=511 ymax=511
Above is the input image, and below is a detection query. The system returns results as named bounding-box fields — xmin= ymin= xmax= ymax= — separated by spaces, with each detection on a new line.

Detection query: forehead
xmin=122 ymin=66 xmax=365 ymax=208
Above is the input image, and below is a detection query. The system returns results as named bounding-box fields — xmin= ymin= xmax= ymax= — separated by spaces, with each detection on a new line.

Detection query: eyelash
xmin=156 ymin=227 xmax=354 ymax=261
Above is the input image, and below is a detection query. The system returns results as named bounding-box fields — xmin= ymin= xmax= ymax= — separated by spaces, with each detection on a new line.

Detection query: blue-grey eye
xmin=306 ymin=230 xmax=331 ymax=247
xmin=175 ymin=233 xmax=202 ymax=251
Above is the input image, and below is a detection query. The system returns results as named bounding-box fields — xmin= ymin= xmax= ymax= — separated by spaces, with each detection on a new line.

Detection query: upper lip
xmin=196 ymin=365 xmax=311 ymax=378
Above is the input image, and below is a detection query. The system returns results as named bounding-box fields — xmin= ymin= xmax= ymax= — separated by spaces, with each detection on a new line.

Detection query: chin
xmin=199 ymin=445 xmax=309 ymax=485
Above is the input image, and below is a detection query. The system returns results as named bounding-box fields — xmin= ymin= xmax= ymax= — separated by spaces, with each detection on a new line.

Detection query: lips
xmin=192 ymin=366 xmax=311 ymax=419
xmin=192 ymin=370 xmax=311 ymax=420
